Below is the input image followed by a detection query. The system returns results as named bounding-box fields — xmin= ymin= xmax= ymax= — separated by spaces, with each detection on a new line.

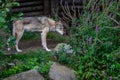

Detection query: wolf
xmin=12 ymin=17 xmax=64 ymax=52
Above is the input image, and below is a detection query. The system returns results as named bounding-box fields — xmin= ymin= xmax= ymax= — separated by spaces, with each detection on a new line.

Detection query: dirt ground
xmin=20 ymin=39 xmax=58 ymax=50
xmin=4 ymin=39 xmax=60 ymax=55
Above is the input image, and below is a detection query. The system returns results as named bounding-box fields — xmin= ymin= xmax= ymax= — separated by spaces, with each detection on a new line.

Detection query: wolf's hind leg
xmin=13 ymin=21 xmax=24 ymax=52
xmin=14 ymin=31 xmax=24 ymax=52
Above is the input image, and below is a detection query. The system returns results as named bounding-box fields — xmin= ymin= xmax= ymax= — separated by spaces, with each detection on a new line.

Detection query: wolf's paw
xmin=46 ymin=48 xmax=51 ymax=51
xmin=17 ymin=49 xmax=22 ymax=52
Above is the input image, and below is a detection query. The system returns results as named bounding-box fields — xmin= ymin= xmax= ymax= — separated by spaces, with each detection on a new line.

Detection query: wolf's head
xmin=55 ymin=21 xmax=64 ymax=35
xmin=47 ymin=19 xmax=64 ymax=35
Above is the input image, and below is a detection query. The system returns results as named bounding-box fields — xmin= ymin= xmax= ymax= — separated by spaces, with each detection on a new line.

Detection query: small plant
xmin=0 ymin=0 xmax=23 ymax=53
xmin=55 ymin=43 xmax=74 ymax=54
xmin=0 ymin=50 xmax=52 ymax=79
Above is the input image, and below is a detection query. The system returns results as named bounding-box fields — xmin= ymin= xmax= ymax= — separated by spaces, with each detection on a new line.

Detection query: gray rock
xmin=4 ymin=69 xmax=44 ymax=80
xmin=49 ymin=62 xmax=76 ymax=80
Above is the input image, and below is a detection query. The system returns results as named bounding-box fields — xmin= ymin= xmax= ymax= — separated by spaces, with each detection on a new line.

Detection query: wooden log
xmin=12 ymin=6 xmax=43 ymax=12
xmin=16 ymin=1 xmax=43 ymax=8
xmin=15 ymin=0 xmax=41 ymax=3
xmin=23 ymin=12 xmax=43 ymax=17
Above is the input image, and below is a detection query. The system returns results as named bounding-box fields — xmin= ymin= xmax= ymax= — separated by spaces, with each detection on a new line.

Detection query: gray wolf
xmin=12 ymin=17 xmax=64 ymax=52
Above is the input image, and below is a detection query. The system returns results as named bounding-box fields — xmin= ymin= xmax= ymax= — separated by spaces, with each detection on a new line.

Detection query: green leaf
xmin=117 ymin=13 xmax=120 ymax=17
xmin=5 ymin=8 xmax=10 ymax=12
xmin=0 ymin=17 xmax=6 ymax=23
xmin=12 ymin=2 xmax=20 ymax=6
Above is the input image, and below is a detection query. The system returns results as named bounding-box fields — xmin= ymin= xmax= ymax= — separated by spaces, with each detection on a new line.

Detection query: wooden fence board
xmin=12 ymin=0 xmax=45 ymax=17
xmin=12 ymin=0 xmax=83 ymax=17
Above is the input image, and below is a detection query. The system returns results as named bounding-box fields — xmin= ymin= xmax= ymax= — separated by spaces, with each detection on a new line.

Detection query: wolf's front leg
xmin=15 ymin=35 xmax=23 ymax=52
xmin=41 ymin=28 xmax=51 ymax=51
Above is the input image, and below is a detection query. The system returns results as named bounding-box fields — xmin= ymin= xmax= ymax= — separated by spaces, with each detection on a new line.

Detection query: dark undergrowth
xmin=0 ymin=49 xmax=52 ymax=80
xmin=21 ymin=32 xmax=67 ymax=42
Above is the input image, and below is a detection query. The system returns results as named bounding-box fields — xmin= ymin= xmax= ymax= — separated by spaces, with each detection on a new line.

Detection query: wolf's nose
xmin=63 ymin=31 xmax=66 ymax=36
xmin=63 ymin=29 xmax=66 ymax=35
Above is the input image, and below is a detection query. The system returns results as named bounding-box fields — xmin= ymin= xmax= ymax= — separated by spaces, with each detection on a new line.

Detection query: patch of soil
xmin=19 ymin=39 xmax=59 ymax=51
xmin=4 ymin=39 xmax=60 ymax=55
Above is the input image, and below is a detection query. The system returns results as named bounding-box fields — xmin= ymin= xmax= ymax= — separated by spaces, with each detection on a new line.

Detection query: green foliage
xmin=21 ymin=32 xmax=40 ymax=41
xmin=0 ymin=0 xmax=120 ymax=80
xmin=52 ymin=0 xmax=120 ymax=80
xmin=0 ymin=50 xmax=2 ymax=57
xmin=0 ymin=0 xmax=23 ymax=54
xmin=21 ymin=32 xmax=66 ymax=42
xmin=56 ymin=0 xmax=120 ymax=79
xmin=47 ymin=32 xmax=67 ymax=42
xmin=0 ymin=50 xmax=52 ymax=80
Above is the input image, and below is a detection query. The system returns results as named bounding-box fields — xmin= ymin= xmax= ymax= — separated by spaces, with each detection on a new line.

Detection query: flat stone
xmin=49 ymin=62 xmax=76 ymax=80
xmin=4 ymin=69 xmax=44 ymax=80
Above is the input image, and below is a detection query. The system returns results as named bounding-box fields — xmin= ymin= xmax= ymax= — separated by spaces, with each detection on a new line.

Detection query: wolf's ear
xmin=55 ymin=20 xmax=62 ymax=24
xmin=47 ymin=19 xmax=55 ymax=26
xmin=57 ymin=20 xmax=61 ymax=23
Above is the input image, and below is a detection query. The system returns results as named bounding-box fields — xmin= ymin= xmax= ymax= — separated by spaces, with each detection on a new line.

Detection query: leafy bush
xmin=0 ymin=49 xmax=52 ymax=79
xmin=0 ymin=0 xmax=23 ymax=54
xmin=55 ymin=0 xmax=120 ymax=79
